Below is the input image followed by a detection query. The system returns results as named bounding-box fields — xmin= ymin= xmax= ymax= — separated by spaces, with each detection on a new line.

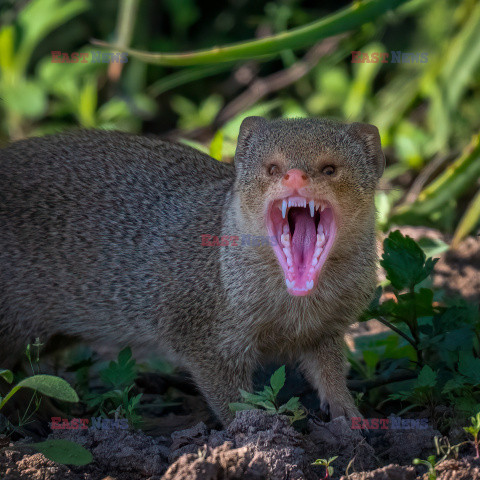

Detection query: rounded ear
xmin=348 ymin=122 xmax=385 ymax=179
xmin=235 ymin=116 xmax=267 ymax=162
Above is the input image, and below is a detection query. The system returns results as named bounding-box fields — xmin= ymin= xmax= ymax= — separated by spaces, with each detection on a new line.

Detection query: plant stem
xmin=377 ymin=316 xmax=417 ymax=349
xmin=408 ymin=286 xmax=423 ymax=365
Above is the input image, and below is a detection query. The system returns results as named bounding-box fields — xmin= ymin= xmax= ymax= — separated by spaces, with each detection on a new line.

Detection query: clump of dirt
xmin=426 ymin=456 xmax=480 ymax=480
xmin=306 ymin=416 xmax=376 ymax=473
xmin=369 ymin=427 xmax=441 ymax=465
xmin=165 ymin=409 xmax=317 ymax=479
xmin=339 ymin=464 xmax=417 ymax=480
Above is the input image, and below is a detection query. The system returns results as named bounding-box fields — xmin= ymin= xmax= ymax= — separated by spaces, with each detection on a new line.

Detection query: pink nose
xmin=282 ymin=169 xmax=309 ymax=189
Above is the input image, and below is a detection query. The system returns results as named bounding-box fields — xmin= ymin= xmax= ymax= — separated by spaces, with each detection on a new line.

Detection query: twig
xmin=376 ymin=316 xmax=417 ymax=349
xmin=213 ymin=34 xmax=346 ymax=128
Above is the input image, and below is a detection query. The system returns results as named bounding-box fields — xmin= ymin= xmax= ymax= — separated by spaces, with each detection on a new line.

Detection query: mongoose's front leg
xmin=300 ymin=335 xmax=360 ymax=420
xmin=187 ymin=353 xmax=254 ymax=425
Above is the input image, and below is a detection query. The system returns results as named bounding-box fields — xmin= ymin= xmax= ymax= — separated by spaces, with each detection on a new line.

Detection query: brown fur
xmin=0 ymin=117 xmax=384 ymax=424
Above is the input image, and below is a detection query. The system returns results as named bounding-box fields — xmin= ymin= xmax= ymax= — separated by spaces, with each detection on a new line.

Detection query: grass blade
xmin=91 ymin=0 xmax=409 ymax=66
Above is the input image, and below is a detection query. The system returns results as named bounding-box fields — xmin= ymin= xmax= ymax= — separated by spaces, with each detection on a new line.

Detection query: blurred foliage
xmin=0 ymin=0 xmax=479 ymax=239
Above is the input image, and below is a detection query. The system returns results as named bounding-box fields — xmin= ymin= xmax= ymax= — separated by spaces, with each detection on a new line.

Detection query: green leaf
xmin=257 ymin=400 xmax=276 ymax=411
xmin=0 ymin=369 xmax=13 ymax=384
xmin=0 ymin=375 xmax=78 ymax=410
xmin=442 ymin=326 xmax=474 ymax=351
xmin=396 ymin=288 xmax=435 ymax=318
xmin=381 ymin=230 xmax=438 ymax=290
xmin=29 ymin=439 xmax=92 ymax=466
xmin=239 ymin=389 xmax=267 ymax=405
xmin=99 ymin=347 xmax=137 ymax=389
xmin=442 ymin=376 xmax=467 ymax=394
xmin=282 ymin=396 xmax=302 ymax=411
xmin=458 ymin=352 xmax=480 ymax=385
xmin=270 ymin=365 xmax=286 ymax=396
xmin=209 ymin=130 xmax=224 ymax=161
xmin=415 ymin=365 xmax=437 ymax=389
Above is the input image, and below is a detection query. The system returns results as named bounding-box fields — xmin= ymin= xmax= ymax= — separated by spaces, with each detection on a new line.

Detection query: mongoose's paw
xmin=321 ymin=399 xmax=361 ymax=422
xmin=267 ymin=195 xmax=336 ymax=297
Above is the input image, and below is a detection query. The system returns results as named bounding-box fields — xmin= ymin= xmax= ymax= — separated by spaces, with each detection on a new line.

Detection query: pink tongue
xmin=291 ymin=209 xmax=316 ymax=269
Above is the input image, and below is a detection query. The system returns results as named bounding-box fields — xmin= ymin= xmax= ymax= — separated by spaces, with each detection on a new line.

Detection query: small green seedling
xmin=0 ymin=347 xmax=92 ymax=466
xmin=229 ymin=365 xmax=307 ymax=424
xmin=413 ymin=455 xmax=437 ymax=480
xmin=464 ymin=411 xmax=480 ymax=458
xmin=312 ymin=456 xmax=338 ymax=479
xmin=84 ymin=347 xmax=143 ymax=427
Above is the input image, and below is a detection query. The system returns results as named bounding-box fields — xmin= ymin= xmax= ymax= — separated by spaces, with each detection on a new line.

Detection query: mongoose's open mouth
xmin=267 ymin=197 xmax=336 ymax=296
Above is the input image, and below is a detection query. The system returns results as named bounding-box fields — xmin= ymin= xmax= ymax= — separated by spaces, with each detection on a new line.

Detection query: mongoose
xmin=0 ymin=117 xmax=384 ymax=424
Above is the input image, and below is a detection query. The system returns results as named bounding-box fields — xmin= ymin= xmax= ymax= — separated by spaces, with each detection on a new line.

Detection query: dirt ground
xmin=1 ymin=410 xmax=479 ymax=479
xmin=0 ymin=228 xmax=478 ymax=479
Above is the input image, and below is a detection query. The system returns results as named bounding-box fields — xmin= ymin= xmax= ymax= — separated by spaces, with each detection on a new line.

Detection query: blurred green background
xmin=0 ymin=0 xmax=479 ymax=243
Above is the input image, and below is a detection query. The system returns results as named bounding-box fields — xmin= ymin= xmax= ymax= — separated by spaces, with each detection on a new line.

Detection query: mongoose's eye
xmin=267 ymin=164 xmax=280 ymax=176
xmin=321 ymin=165 xmax=336 ymax=176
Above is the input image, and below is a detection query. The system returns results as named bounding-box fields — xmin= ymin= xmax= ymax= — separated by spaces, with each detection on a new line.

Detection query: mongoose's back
xmin=0 ymin=131 xmax=235 ymax=364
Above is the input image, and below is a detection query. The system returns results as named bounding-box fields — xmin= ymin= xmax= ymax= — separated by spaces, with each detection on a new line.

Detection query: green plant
xmin=353 ymin=231 xmax=480 ymax=416
xmin=413 ymin=455 xmax=438 ymax=480
xmin=463 ymin=411 xmax=480 ymax=458
xmin=0 ymin=345 xmax=92 ymax=466
xmin=312 ymin=456 xmax=338 ymax=479
xmin=84 ymin=347 xmax=143 ymax=427
xmin=229 ymin=365 xmax=307 ymax=424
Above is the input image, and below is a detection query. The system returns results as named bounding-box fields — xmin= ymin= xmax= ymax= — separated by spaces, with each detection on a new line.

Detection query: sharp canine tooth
xmin=286 ymin=279 xmax=295 ymax=288
xmin=309 ymin=200 xmax=314 ymax=217
xmin=306 ymin=280 xmax=314 ymax=289
xmin=282 ymin=200 xmax=287 ymax=219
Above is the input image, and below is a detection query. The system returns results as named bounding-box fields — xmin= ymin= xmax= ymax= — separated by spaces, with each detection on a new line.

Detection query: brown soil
xmin=2 ymin=410 xmax=478 ymax=479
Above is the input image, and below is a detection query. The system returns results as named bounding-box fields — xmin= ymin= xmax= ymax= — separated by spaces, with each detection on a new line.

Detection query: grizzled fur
xmin=0 ymin=118 xmax=384 ymax=423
